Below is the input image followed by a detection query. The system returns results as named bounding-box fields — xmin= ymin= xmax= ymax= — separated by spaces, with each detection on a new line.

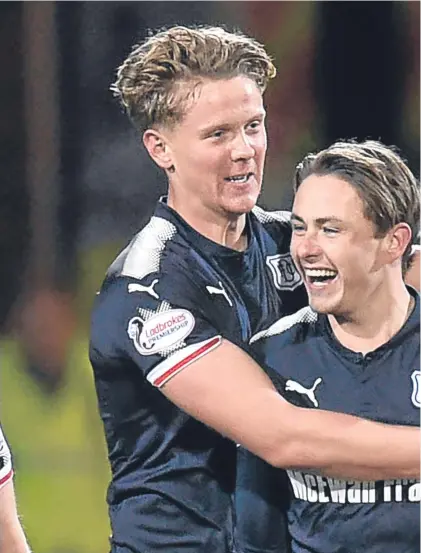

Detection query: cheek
xmin=255 ymin=136 xmax=267 ymax=162
xmin=181 ymin=150 xmax=216 ymax=178
xmin=194 ymin=146 xmax=224 ymax=169
xmin=290 ymin=236 xmax=299 ymax=261
xmin=340 ymin=249 xmax=374 ymax=283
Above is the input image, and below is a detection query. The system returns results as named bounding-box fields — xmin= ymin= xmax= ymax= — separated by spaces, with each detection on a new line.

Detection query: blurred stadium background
xmin=0 ymin=2 xmax=419 ymax=552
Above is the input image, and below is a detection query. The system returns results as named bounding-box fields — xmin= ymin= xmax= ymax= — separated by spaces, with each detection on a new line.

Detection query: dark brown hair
xmin=294 ymin=140 xmax=420 ymax=272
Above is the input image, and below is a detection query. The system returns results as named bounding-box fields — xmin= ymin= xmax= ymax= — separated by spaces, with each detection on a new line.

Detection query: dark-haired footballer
xmin=236 ymin=140 xmax=421 ymax=553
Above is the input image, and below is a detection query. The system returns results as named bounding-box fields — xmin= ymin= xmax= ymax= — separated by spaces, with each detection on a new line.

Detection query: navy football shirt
xmin=89 ymin=198 xmax=307 ymax=552
xmin=237 ymin=288 xmax=420 ymax=553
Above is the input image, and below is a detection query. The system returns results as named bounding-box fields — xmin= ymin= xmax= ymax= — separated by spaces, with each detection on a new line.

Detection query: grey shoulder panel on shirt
xmin=121 ymin=216 xmax=178 ymax=281
xmin=250 ymin=306 xmax=317 ymax=344
xmin=252 ymin=206 xmax=291 ymax=225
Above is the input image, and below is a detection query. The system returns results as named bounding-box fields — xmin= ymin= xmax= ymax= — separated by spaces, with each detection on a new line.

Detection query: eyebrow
xmin=291 ymin=213 xmax=344 ymax=225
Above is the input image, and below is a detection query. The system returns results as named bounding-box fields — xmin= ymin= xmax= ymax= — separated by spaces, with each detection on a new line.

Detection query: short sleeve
xmin=90 ymin=271 xmax=231 ymax=388
xmin=0 ymin=425 xmax=13 ymax=489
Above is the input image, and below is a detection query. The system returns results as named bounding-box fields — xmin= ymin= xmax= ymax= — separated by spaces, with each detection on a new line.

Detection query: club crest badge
xmin=411 ymin=370 xmax=421 ymax=408
xmin=266 ymin=253 xmax=302 ymax=291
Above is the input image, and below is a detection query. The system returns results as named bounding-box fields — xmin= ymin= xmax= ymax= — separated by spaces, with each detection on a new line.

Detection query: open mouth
xmin=304 ymin=269 xmax=338 ymax=287
xmin=224 ymin=172 xmax=253 ymax=184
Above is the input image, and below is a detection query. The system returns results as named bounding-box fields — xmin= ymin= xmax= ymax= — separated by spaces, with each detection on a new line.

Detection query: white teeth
xmin=227 ymin=174 xmax=248 ymax=183
xmin=312 ymin=280 xmax=329 ymax=288
xmin=305 ymin=269 xmax=337 ymax=277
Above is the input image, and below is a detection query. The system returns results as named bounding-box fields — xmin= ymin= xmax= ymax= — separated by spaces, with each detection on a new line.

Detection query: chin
xmin=308 ymin=296 xmax=340 ymax=315
xmin=224 ymin=192 xmax=260 ymax=215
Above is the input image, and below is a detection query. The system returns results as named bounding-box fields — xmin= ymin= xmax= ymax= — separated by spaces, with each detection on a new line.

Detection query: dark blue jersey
xmin=236 ymin=288 xmax=420 ymax=553
xmin=89 ymin=198 xmax=307 ymax=553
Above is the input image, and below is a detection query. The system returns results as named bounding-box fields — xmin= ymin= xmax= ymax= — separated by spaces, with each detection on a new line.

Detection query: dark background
xmin=0 ymin=3 xmax=419 ymax=552
xmin=0 ymin=1 xmax=419 ymax=330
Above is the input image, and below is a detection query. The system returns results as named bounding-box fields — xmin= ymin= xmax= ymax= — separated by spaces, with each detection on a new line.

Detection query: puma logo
xmin=128 ymin=279 xmax=159 ymax=300
xmin=206 ymin=281 xmax=233 ymax=307
xmin=285 ymin=377 xmax=322 ymax=407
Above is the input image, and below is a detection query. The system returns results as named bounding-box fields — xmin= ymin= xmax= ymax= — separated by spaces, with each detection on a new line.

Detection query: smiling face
xmin=291 ymin=174 xmax=387 ymax=317
xmin=144 ymin=76 xmax=267 ymax=221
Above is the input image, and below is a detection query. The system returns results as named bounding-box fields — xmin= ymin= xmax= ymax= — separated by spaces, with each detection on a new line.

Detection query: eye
xmin=247 ymin=120 xmax=262 ymax=133
xmin=210 ymin=130 xmax=224 ymax=139
xmin=291 ymin=223 xmax=306 ymax=234
xmin=322 ymin=227 xmax=339 ymax=235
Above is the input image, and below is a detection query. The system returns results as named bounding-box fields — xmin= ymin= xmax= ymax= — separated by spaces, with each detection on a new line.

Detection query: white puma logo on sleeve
xmin=128 ymin=279 xmax=160 ymax=299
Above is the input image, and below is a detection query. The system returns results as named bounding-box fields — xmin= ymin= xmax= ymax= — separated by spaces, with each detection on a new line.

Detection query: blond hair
xmin=111 ymin=25 xmax=276 ymax=133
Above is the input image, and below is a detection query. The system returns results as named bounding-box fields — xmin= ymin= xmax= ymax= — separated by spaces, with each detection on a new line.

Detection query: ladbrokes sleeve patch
xmin=128 ymin=304 xmax=195 ymax=356
xmin=0 ymin=426 xmax=13 ymax=489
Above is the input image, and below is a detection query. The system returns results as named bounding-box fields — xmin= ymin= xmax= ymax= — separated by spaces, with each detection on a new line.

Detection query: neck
xmin=328 ymin=278 xmax=413 ymax=355
xmin=167 ymin=192 xmax=248 ymax=251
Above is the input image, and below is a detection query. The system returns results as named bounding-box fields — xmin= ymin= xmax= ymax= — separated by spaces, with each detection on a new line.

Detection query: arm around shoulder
xmin=160 ymin=338 xmax=420 ymax=480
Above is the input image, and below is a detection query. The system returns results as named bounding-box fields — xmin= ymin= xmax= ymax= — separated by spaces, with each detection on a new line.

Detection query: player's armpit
xmin=160 ymin=339 xmax=420 ymax=480
xmin=0 ymin=481 xmax=31 ymax=553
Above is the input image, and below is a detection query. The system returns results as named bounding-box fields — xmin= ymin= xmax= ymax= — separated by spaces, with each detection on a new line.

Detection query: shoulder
xmin=97 ymin=210 xmax=201 ymax=305
xmin=107 ymin=215 xmax=183 ymax=282
xmin=252 ymin=206 xmax=291 ymax=237
xmin=90 ymin=272 xmax=206 ymax=359
xmin=251 ymin=206 xmax=294 ymax=259
xmin=90 ymin=256 xmax=233 ymax=363
xmin=251 ymin=306 xmax=318 ymax=345
xmin=252 ymin=206 xmax=291 ymax=227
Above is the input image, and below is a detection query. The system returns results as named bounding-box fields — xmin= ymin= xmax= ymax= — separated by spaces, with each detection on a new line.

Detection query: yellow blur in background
xmin=1 ymin=332 xmax=111 ymax=553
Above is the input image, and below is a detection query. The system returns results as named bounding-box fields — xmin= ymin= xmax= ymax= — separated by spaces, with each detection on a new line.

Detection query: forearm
xmin=161 ymin=339 xmax=419 ymax=481
xmin=0 ymin=519 xmax=31 ymax=553
xmin=268 ymin=402 xmax=420 ymax=480
xmin=0 ymin=483 xmax=31 ymax=553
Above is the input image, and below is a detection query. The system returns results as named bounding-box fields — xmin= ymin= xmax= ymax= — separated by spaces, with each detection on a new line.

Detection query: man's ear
xmin=383 ymin=222 xmax=412 ymax=264
xmin=143 ymin=129 xmax=174 ymax=171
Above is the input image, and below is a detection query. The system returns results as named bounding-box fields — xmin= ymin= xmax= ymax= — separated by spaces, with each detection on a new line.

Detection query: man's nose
xmin=294 ymin=234 xmax=323 ymax=259
xmin=230 ymin=132 xmax=255 ymax=160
